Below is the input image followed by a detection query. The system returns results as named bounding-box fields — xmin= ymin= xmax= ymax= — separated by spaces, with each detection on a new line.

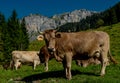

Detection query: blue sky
xmin=0 ymin=0 xmax=120 ymax=19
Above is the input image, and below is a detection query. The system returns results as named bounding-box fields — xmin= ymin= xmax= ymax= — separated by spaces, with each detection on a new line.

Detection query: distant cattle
xmin=40 ymin=29 xmax=117 ymax=80
xmin=10 ymin=51 xmax=40 ymax=70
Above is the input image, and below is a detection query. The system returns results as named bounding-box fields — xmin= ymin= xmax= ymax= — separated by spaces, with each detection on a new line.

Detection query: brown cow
xmin=40 ymin=29 xmax=117 ymax=80
xmin=38 ymin=45 xmax=102 ymax=72
xmin=38 ymin=45 xmax=54 ymax=71
xmin=11 ymin=51 xmax=40 ymax=70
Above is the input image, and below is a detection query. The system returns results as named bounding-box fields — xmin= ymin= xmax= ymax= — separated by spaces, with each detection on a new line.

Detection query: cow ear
xmin=37 ymin=35 xmax=44 ymax=41
xmin=55 ymin=33 xmax=61 ymax=38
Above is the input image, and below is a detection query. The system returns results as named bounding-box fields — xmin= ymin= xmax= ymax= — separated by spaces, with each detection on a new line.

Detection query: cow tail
xmin=108 ymin=49 xmax=118 ymax=64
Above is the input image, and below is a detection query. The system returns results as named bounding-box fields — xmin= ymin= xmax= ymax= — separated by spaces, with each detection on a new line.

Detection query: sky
xmin=0 ymin=0 xmax=120 ymax=19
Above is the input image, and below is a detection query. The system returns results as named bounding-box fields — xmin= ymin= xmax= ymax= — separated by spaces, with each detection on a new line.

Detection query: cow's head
xmin=43 ymin=29 xmax=57 ymax=52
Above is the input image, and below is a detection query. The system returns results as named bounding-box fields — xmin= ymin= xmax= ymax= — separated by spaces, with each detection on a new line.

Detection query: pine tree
xmin=18 ymin=18 xmax=29 ymax=50
xmin=1 ymin=10 xmax=29 ymax=61
xmin=7 ymin=10 xmax=20 ymax=51
xmin=96 ymin=18 xmax=104 ymax=28
xmin=109 ymin=8 xmax=117 ymax=24
xmin=0 ymin=12 xmax=9 ymax=61
xmin=0 ymin=13 xmax=4 ymax=52
xmin=115 ymin=2 xmax=120 ymax=22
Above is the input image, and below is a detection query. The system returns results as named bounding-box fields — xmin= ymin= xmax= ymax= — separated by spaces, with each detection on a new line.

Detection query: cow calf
xmin=10 ymin=51 xmax=40 ymax=70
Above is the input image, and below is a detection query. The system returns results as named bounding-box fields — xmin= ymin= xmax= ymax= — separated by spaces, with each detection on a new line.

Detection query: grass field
xmin=0 ymin=23 xmax=120 ymax=83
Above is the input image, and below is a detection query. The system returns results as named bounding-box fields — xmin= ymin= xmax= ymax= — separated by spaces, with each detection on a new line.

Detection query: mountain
xmin=23 ymin=9 xmax=97 ymax=41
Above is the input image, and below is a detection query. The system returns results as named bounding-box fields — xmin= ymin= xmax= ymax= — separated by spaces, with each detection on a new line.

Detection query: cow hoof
xmin=100 ymin=73 xmax=105 ymax=77
xmin=66 ymin=76 xmax=72 ymax=80
xmin=45 ymin=68 xmax=48 ymax=72
xmin=67 ymin=77 xmax=72 ymax=80
xmin=45 ymin=70 xmax=48 ymax=72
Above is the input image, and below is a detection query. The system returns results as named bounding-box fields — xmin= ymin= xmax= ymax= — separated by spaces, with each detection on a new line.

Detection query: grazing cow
xmin=38 ymin=45 xmax=54 ymax=71
xmin=38 ymin=45 xmax=102 ymax=71
xmin=37 ymin=44 xmax=116 ymax=72
xmin=11 ymin=51 xmax=40 ymax=70
xmin=40 ymin=29 xmax=117 ymax=80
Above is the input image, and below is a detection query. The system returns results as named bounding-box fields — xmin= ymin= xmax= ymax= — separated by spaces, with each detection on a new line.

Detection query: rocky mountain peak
xmin=23 ymin=9 xmax=97 ymax=41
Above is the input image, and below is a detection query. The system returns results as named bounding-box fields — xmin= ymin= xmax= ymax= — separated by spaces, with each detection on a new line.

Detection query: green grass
xmin=0 ymin=23 xmax=120 ymax=83
xmin=1 ymin=60 xmax=120 ymax=83
xmin=27 ymin=40 xmax=45 ymax=51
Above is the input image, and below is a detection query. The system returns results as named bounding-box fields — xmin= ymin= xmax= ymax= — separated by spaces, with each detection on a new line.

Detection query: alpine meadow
xmin=0 ymin=1 xmax=120 ymax=83
xmin=0 ymin=23 xmax=120 ymax=83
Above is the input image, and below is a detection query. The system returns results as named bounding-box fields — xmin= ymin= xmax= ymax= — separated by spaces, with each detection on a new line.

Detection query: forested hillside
xmin=0 ymin=22 xmax=120 ymax=83
xmin=58 ymin=2 xmax=120 ymax=32
xmin=0 ymin=10 xmax=29 ymax=62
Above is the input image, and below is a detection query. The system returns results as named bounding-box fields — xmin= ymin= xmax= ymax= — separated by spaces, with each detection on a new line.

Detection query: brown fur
xmin=38 ymin=45 xmax=54 ymax=71
xmin=42 ymin=29 xmax=117 ymax=80
xmin=38 ymin=45 xmax=103 ymax=72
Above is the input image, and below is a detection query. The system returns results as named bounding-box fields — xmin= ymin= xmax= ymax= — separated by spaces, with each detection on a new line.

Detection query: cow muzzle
xmin=48 ymin=47 xmax=56 ymax=52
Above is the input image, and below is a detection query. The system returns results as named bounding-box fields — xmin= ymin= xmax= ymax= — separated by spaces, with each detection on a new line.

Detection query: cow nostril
xmin=48 ymin=47 xmax=54 ymax=52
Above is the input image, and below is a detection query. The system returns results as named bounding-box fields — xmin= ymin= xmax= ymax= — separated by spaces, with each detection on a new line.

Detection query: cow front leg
xmin=54 ymin=52 xmax=63 ymax=62
xmin=10 ymin=60 xmax=14 ymax=70
xmin=14 ymin=60 xmax=20 ymax=70
xmin=14 ymin=63 xmax=18 ymax=70
xmin=45 ymin=62 xmax=48 ymax=71
xmin=33 ymin=61 xmax=37 ymax=70
xmin=65 ymin=52 xmax=72 ymax=80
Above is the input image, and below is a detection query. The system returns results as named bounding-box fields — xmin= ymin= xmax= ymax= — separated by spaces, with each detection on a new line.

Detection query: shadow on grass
xmin=20 ymin=70 xmax=99 ymax=82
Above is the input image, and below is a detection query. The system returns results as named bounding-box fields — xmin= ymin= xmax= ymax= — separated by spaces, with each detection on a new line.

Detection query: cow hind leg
xmin=100 ymin=51 xmax=108 ymax=76
xmin=14 ymin=61 xmax=20 ymax=70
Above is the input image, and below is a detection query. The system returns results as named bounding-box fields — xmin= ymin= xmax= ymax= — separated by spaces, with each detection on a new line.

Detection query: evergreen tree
xmin=109 ymin=8 xmax=117 ymax=24
xmin=2 ymin=10 xmax=29 ymax=61
xmin=115 ymin=2 xmax=120 ymax=22
xmin=18 ymin=18 xmax=29 ymax=50
xmin=96 ymin=18 xmax=104 ymax=28
xmin=0 ymin=13 xmax=4 ymax=52
xmin=0 ymin=12 xmax=9 ymax=61
xmin=0 ymin=13 xmax=4 ymax=61
xmin=7 ymin=10 xmax=20 ymax=51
